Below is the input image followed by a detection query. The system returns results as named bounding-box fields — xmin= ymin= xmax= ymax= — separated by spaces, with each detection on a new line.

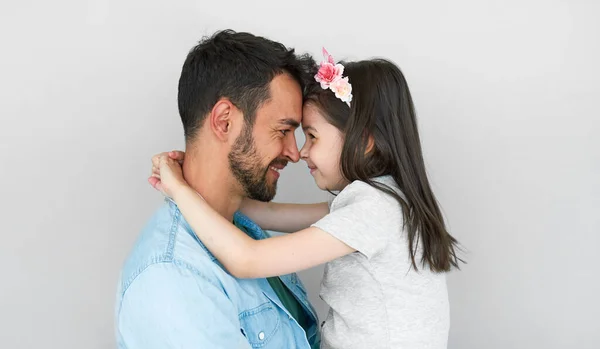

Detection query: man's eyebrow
xmin=279 ymin=118 xmax=300 ymax=128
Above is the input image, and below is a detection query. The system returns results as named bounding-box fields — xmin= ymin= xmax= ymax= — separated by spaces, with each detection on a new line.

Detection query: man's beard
xmin=228 ymin=123 xmax=287 ymax=202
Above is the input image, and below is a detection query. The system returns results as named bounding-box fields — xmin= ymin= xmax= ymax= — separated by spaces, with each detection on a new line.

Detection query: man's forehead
xmin=253 ymin=74 xmax=302 ymax=126
xmin=254 ymin=102 xmax=301 ymax=126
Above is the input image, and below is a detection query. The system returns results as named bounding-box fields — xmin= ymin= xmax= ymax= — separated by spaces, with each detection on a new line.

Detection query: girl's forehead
xmin=302 ymin=103 xmax=326 ymax=122
xmin=300 ymin=121 xmax=315 ymax=131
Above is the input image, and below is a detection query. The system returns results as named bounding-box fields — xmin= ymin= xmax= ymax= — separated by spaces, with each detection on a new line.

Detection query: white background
xmin=1 ymin=1 xmax=598 ymax=348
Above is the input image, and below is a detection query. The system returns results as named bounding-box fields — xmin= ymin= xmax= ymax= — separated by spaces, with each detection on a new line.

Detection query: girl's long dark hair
xmin=305 ymin=59 xmax=463 ymax=272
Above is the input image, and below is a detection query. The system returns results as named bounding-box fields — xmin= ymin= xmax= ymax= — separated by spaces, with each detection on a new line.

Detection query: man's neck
xmin=182 ymin=144 xmax=243 ymax=222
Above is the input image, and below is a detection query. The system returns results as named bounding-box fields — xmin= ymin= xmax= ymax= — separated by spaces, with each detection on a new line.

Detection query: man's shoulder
xmin=233 ymin=211 xmax=270 ymax=240
xmin=118 ymin=200 xmax=223 ymax=296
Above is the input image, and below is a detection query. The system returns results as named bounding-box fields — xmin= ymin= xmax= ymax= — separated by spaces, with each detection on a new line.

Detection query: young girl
xmin=151 ymin=49 xmax=461 ymax=349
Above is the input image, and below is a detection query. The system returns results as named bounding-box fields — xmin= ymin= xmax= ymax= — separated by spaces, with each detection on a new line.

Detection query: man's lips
xmin=268 ymin=160 xmax=288 ymax=174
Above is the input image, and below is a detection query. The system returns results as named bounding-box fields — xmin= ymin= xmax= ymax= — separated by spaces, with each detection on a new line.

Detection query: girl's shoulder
xmin=330 ymin=175 xmax=402 ymax=211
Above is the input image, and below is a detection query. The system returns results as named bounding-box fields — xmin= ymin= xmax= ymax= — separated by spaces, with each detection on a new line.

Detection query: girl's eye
xmin=308 ymin=133 xmax=316 ymax=139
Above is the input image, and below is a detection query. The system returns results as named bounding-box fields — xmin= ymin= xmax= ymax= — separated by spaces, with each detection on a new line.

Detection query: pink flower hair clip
xmin=314 ymin=48 xmax=352 ymax=106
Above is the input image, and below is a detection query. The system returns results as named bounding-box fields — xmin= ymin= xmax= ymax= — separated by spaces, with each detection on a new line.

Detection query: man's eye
xmin=280 ymin=129 xmax=290 ymax=136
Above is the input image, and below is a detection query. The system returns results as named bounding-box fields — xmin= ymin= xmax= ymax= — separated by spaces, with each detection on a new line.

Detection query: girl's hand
xmin=148 ymin=150 xmax=187 ymax=198
xmin=149 ymin=150 xmax=185 ymax=181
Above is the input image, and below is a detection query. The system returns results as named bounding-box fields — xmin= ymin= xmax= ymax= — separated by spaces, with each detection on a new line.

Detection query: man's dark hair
xmin=178 ymin=29 xmax=315 ymax=141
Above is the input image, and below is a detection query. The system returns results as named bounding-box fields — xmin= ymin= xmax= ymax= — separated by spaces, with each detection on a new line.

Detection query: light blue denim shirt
xmin=115 ymin=199 xmax=320 ymax=348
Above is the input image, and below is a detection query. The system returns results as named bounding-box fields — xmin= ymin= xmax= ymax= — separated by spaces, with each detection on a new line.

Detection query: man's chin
xmin=259 ymin=187 xmax=276 ymax=202
xmin=245 ymin=181 xmax=276 ymax=202
xmin=248 ymin=193 xmax=276 ymax=202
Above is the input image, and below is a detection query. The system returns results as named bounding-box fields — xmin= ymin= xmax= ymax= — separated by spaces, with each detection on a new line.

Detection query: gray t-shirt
xmin=312 ymin=176 xmax=449 ymax=349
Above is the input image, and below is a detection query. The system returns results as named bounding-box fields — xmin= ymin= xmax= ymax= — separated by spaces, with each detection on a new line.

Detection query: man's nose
xmin=282 ymin=133 xmax=300 ymax=163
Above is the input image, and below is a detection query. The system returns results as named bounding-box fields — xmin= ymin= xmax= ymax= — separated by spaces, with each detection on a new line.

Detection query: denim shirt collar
xmin=166 ymin=198 xmax=268 ymax=260
xmin=164 ymin=198 xmax=321 ymax=347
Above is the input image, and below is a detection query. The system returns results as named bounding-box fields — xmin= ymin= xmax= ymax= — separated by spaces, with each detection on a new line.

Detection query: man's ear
xmin=208 ymin=98 xmax=239 ymax=142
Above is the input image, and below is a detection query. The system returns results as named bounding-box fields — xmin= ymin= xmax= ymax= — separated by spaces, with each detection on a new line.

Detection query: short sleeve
xmin=311 ymin=181 xmax=398 ymax=259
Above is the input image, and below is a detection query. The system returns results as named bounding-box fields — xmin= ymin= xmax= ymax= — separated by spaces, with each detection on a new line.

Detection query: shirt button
xmin=258 ymin=331 xmax=265 ymax=341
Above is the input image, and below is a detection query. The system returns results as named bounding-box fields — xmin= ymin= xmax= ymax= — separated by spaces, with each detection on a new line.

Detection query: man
xmin=115 ymin=30 xmax=320 ymax=348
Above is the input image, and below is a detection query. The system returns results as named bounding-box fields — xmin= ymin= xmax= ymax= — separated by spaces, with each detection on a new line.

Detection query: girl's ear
xmin=365 ymin=134 xmax=375 ymax=154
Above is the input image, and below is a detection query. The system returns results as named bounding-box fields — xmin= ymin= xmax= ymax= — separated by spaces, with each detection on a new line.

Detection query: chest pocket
xmin=239 ymin=302 xmax=281 ymax=348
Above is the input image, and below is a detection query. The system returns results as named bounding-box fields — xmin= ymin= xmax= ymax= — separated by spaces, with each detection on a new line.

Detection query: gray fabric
xmin=312 ymin=176 xmax=449 ymax=349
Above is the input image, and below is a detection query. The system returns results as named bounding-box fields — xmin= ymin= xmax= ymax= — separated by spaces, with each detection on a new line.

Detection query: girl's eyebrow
xmin=302 ymin=125 xmax=317 ymax=132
